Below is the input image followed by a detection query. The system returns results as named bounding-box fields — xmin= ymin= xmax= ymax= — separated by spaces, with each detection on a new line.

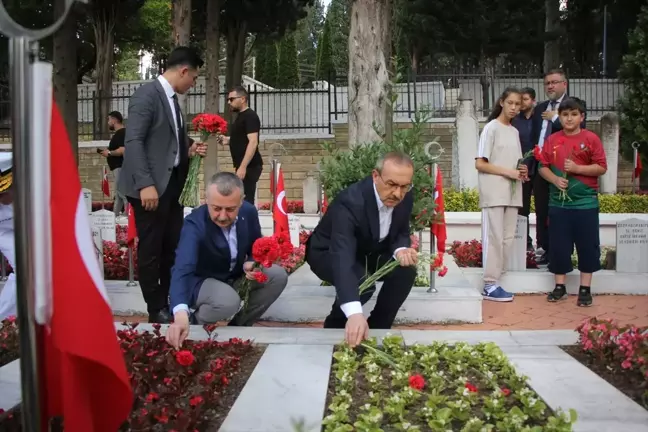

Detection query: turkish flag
xmin=127 ymin=203 xmax=137 ymax=247
xmin=102 ymin=166 xmax=110 ymax=197
xmin=43 ymin=101 xmax=133 ymax=430
xmin=634 ymin=151 xmax=643 ymax=180
xmin=431 ymin=168 xmax=447 ymax=256
xmin=272 ymin=168 xmax=289 ymax=233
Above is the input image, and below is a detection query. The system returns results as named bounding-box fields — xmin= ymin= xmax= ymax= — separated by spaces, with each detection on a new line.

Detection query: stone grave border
xmin=1 ymin=327 xmax=647 ymax=432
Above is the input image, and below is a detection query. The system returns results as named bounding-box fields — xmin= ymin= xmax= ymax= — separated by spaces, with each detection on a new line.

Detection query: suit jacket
xmin=528 ymin=98 xmax=587 ymax=174
xmin=118 ymin=79 xmax=190 ymax=198
xmin=305 ymin=176 xmax=413 ymax=305
xmin=169 ymin=202 xmax=262 ymax=311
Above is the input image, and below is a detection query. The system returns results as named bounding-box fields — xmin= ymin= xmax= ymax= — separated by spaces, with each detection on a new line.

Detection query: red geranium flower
xmin=189 ymin=395 xmax=204 ymax=407
xmin=465 ymin=382 xmax=478 ymax=393
xmin=408 ymin=374 xmax=425 ymax=390
xmin=175 ymin=350 xmax=195 ymax=366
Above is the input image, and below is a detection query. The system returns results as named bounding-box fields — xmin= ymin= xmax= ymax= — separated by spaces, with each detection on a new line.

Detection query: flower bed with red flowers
xmin=324 ymin=334 xmax=577 ymax=431
xmin=449 ymin=239 xmax=538 ymax=269
xmin=0 ymin=323 xmax=265 ymax=431
xmin=258 ymin=200 xmax=305 ymax=213
xmin=562 ymin=318 xmax=648 ymax=410
xmin=0 ymin=317 xmax=19 ymax=368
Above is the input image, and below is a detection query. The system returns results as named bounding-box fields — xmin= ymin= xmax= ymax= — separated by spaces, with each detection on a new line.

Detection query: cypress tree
xmin=316 ymin=19 xmax=335 ymax=82
xmin=277 ymin=33 xmax=300 ymax=88
xmin=262 ymin=43 xmax=280 ymax=87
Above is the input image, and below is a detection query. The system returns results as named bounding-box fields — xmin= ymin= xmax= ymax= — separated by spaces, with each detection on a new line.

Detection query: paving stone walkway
xmin=114 ymin=293 xmax=648 ymax=330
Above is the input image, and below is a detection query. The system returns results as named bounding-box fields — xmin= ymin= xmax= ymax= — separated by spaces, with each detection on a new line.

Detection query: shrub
xmin=449 ymin=239 xmax=537 ymax=269
xmin=319 ymin=110 xmax=443 ymax=232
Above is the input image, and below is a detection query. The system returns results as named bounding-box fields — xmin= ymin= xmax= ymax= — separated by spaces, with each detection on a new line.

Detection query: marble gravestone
xmin=506 ymin=215 xmax=528 ymax=271
xmin=91 ymin=209 xmax=116 ymax=243
xmin=615 ymin=218 xmax=648 ymax=273
xmin=82 ymin=188 xmax=92 ymax=214
xmin=288 ymin=214 xmax=300 ymax=247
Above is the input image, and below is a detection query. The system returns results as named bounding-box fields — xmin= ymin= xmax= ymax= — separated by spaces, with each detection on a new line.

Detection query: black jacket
xmin=305 ymin=176 xmax=413 ymax=304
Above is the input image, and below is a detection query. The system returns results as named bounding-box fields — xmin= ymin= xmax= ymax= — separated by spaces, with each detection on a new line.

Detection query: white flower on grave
xmin=485 ymin=371 xmax=494 ymax=380
xmin=491 ymin=398 xmax=499 ymax=407
xmin=389 ymin=393 xmax=402 ymax=404
xmin=528 ymin=397 xmax=538 ymax=407
xmin=363 ymin=403 xmax=371 ymax=410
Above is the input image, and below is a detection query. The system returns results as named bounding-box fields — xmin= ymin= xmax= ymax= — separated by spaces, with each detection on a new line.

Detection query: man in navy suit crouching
xmin=166 ymin=172 xmax=288 ymax=349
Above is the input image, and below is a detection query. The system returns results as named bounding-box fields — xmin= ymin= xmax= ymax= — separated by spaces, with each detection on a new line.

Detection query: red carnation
xmin=192 ymin=113 xmax=228 ymax=135
xmin=465 ymin=382 xmax=478 ymax=393
xmin=253 ymin=271 xmax=269 ymax=283
xmin=438 ymin=266 xmax=448 ymax=277
xmin=175 ymin=350 xmax=195 ymax=366
xmin=408 ymin=374 xmax=425 ymax=390
xmin=252 ymin=236 xmax=281 ymax=267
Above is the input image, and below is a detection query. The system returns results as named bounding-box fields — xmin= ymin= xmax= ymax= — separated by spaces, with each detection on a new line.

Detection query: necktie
xmin=172 ymin=94 xmax=186 ymax=152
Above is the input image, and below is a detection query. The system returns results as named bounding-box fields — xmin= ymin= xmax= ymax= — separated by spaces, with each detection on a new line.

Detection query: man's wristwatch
xmin=107 ymin=150 xmax=112 ymax=156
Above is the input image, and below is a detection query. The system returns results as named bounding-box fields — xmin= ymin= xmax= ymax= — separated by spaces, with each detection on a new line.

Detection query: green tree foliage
xmin=264 ymin=42 xmax=280 ymax=87
xmin=618 ymin=3 xmax=648 ymax=173
xmin=294 ymin=0 xmax=325 ymax=82
xmin=277 ymin=33 xmax=300 ymax=88
xmin=315 ymin=19 xmax=335 ymax=81
xmin=325 ymin=0 xmax=350 ymax=79
xmin=254 ymin=43 xmax=269 ymax=83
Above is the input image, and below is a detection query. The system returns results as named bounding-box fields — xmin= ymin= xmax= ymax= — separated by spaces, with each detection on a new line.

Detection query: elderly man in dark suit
xmin=118 ymin=46 xmax=207 ymax=323
xmin=530 ymin=69 xmax=587 ymax=265
xmin=305 ymin=151 xmax=418 ymax=347
xmin=165 ymin=172 xmax=288 ymax=349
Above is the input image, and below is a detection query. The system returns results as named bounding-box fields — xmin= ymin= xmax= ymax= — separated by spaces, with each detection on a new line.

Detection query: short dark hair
xmin=521 ymin=87 xmax=536 ymax=100
xmin=558 ymin=97 xmax=586 ymax=114
xmin=544 ymin=68 xmax=567 ymax=81
xmin=108 ymin=111 xmax=123 ymax=123
xmin=229 ymin=85 xmax=248 ymax=99
xmin=167 ymin=46 xmax=204 ymax=70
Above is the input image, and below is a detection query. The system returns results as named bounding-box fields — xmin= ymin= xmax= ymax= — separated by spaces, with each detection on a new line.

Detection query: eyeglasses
xmin=544 ymin=80 xmax=565 ymax=86
xmin=378 ymin=173 xmax=413 ymax=192
xmin=227 ymin=96 xmax=242 ymax=103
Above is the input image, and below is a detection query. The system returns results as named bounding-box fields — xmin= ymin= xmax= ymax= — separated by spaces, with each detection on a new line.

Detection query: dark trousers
xmin=127 ymin=170 xmax=184 ymax=314
xmin=518 ymin=177 xmax=534 ymax=248
xmin=241 ymin=165 xmax=262 ymax=205
xmin=548 ymin=207 xmax=600 ymax=275
xmin=307 ymin=248 xmax=417 ymax=329
xmin=534 ymin=173 xmax=550 ymax=252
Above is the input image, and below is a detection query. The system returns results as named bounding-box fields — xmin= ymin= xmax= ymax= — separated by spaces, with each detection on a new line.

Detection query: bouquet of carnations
xmin=179 ymin=113 xmax=228 ymax=207
xmin=235 ymin=232 xmax=294 ymax=312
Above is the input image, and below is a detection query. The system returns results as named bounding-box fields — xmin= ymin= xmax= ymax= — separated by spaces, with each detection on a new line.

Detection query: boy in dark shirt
xmin=223 ymin=86 xmax=263 ymax=204
xmin=536 ymin=97 xmax=607 ymax=307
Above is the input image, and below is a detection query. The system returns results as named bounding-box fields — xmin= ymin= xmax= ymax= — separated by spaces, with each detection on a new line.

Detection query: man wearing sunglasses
xmin=220 ymin=86 xmax=263 ymax=205
xmin=305 ymin=152 xmax=418 ymax=347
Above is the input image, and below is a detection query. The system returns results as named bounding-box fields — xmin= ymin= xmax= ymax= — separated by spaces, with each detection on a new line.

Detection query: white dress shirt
xmin=0 ymin=204 xmax=16 ymax=320
xmin=339 ymin=183 xmax=406 ymax=318
xmin=538 ymin=93 xmax=565 ymax=149
xmin=156 ymin=76 xmax=181 ymax=167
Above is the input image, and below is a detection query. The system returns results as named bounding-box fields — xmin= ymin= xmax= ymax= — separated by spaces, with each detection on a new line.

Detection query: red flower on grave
xmin=438 ymin=266 xmax=448 ymax=277
xmin=202 ymin=372 xmax=215 ymax=384
xmin=175 ymin=350 xmax=195 ymax=366
xmin=145 ymin=392 xmax=160 ymax=402
xmin=501 ymin=387 xmax=511 ymax=396
xmin=465 ymin=382 xmax=478 ymax=393
xmin=189 ymin=395 xmax=204 ymax=407
xmin=408 ymin=374 xmax=425 ymax=390
xmin=254 ymin=271 xmax=269 ymax=283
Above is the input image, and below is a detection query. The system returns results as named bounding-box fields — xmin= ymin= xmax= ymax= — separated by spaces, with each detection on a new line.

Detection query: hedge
xmin=443 ymin=189 xmax=648 ymax=213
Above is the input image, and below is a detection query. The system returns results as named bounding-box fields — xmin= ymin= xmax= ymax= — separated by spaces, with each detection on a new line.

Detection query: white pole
xmin=427 ymin=163 xmax=438 ymax=294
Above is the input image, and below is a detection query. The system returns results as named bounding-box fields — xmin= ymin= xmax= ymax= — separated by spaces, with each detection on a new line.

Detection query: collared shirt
xmin=512 ymin=111 xmax=534 ymax=153
xmin=156 ymin=75 xmax=181 ymax=167
xmin=538 ymin=93 xmax=565 ymax=149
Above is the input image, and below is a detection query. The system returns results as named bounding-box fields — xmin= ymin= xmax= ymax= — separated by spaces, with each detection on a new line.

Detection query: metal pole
xmin=10 ymin=36 xmax=41 ymax=432
xmin=127 ymin=247 xmax=137 ymax=286
xmin=602 ymin=5 xmax=608 ymax=77
xmin=101 ymin=166 xmax=105 ymax=209
xmin=427 ymin=163 xmax=437 ymax=294
xmin=271 ymin=159 xmax=278 ymax=231
xmin=632 ymin=142 xmax=641 ymax=194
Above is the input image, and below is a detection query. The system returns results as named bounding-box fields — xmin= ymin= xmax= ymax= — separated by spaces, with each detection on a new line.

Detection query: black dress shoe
xmin=148 ymin=309 xmax=174 ymax=324
xmin=536 ymin=253 xmax=549 ymax=266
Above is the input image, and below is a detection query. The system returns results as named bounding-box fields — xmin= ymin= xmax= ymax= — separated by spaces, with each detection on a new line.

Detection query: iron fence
xmin=0 ymin=71 xmax=626 ymax=142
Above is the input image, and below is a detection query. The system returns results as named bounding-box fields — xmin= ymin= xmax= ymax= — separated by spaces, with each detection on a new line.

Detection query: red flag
xmin=634 ymin=151 xmax=643 ymax=179
xmin=272 ymin=168 xmax=289 ymax=233
xmin=431 ymin=168 xmax=447 ymax=256
xmin=102 ymin=166 xmax=110 ymax=197
xmin=127 ymin=203 xmax=138 ymax=247
xmin=45 ymin=102 xmax=133 ymax=430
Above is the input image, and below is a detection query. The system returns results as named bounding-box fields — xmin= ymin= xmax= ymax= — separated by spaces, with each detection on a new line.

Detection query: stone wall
xmin=75 ymin=118 xmax=635 ymax=204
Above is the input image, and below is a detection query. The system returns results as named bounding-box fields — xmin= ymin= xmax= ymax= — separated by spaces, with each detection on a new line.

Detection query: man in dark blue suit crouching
xmin=166 ymin=172 xmax=287 ymax=348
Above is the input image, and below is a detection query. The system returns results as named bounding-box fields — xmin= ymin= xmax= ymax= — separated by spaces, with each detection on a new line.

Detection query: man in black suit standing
xmin=119 ymin=47 xmax=207 ymax=323
xmin=530 ymin=69 xmax=586 ymax=265
xmin=305 ymin=152 xmax=418 ymax=346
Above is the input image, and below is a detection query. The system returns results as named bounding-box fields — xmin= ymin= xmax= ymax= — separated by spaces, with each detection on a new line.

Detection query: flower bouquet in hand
xmin=510 ymin=148 xmax=535 ymax=198
xmin=235 ymin=232 xmax=294 ymax=312
xmin=179 ymin=113 xmax=228 ymax=207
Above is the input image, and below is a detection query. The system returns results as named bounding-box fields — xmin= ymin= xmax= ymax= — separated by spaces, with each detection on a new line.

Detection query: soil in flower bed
xmin=0 ymin=317 xmax=19 ymax=368
xmin=0 ymin=323 xmax=265 ymax=431
xmin=562 ymin=345 xmax=647 ymax=410
xmin=323 ymin=335 xmax=577 ymax=431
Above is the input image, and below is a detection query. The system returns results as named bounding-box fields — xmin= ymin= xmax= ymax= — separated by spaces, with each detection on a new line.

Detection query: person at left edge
xmin=165 ymin=172 xmax=288 ymax=349
xmin=0 ymin=152 xmax=16 ymax=320
xmin=118 ymin=46 xmax=207 ymax=324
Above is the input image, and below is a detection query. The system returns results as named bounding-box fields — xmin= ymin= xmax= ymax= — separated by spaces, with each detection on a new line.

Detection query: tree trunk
xmin=543 ymin=0 xmax=561 ymax=72
xmin=92 ymin=14 xmax=115 ymax=141
xmin=347 ymin=0 xmax=392 ymax=147
xmin=204 ymin=0 xmax=221 ymax=183
xmin=52 ymin=0 xmax=79 ymax=163
xmin=172 ymin=0 xmax=192 ymax=115
xmin=224 ymin=20 xmax=247 ymax=124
